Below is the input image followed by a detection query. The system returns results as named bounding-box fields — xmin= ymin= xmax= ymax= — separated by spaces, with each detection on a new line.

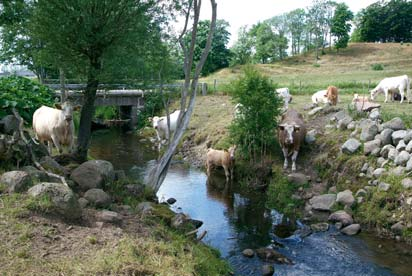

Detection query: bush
xmin=229 ymin=67 xmax=282 ymax=161
xmin=313 ymin=63 xmax=320 ymax=68
xmin=371 ymin=63 xmax=384 ymax=71
xmin=95 ymin=106 xmax=119 ymax=120
xmin=0 ymin=76 xmax=54 ymax=123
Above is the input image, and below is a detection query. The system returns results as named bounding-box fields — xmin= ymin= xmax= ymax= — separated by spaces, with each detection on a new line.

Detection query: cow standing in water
xmin=32 ymin=102 xmax=79 ymax=154
xmin=278 ymin=109 xmax=306 ymax=172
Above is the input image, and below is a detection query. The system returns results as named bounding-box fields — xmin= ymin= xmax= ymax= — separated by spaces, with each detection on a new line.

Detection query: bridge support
xmin=119 ymin=106 xmax=139 ymax=130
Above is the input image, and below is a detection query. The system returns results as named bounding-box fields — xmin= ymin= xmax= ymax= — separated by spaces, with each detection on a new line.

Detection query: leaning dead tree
xmin=146 ymin=0 xmax=217 ymax=192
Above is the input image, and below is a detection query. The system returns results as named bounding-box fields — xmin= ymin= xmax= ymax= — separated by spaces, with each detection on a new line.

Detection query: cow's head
xmin=370 ymin=88 xmax=381 ymax=101
xmin=151 ymin=116 xmax=163 ymax=129
xmin=228 ymin=145 xmax=237 ymax=161
xmin=55 ymin=102 xmax=80 ymax=122
xmin=279 ymin=123 xmax=300 ymax=145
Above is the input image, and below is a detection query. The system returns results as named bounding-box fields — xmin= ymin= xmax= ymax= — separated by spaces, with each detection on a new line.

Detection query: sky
xmin=195 ymin=0 xmax=379 ymax=46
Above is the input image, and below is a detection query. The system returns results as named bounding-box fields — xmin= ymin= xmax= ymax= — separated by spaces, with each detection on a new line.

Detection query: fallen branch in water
xmin=11 ymin=108 xmax=69 ymax=187
xmin=185 ymin=229 xmax=199 ymax=236
xmin=196 ymin=230 xmax=207 ymax=241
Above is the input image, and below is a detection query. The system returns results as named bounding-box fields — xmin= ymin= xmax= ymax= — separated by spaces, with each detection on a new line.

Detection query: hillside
xmin=201 ymin=43 xmax=412 ymax=94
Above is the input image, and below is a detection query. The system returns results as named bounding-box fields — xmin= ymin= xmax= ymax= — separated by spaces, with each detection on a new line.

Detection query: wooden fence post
xmin=202 ymin=82 xmax=207 ymax=96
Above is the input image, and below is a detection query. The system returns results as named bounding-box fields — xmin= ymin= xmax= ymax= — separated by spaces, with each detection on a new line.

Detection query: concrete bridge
xmin=50 ymin=83 xmax=208 ymax=129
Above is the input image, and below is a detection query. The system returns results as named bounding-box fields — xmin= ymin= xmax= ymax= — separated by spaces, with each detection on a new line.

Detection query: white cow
xmin=150 ymin=109 xmax=181 ymax=144
xmin=311 ymin=90 xmax=329 ymax=104
xmin=32 ymin=102 xmax=79 ymax=154
xmin=370 ymin=75 xmax=410 ymax=103
xmin=276 ymin=87 xmax=292 ymax=109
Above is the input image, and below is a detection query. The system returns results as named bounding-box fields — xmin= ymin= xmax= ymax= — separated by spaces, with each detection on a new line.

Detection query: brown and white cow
xmin=32 ymin=102 xmax=80 ymax=154
xmin=326 ymin=85 xmax=338 ymax=106
xmin=206 ymin=145 xmax=236 ymax=183
xmin=278 ymin=109 xmax=306 ymax=172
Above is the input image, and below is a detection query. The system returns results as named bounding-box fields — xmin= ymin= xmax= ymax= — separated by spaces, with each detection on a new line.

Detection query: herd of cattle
xmin=28 ymin=75 xmax=411 ymax=182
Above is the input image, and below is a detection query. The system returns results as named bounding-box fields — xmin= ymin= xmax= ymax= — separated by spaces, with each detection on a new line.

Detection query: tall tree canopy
xmin=187 ymin=19 xmax=231 ymax=75
xmin=331 ymin=3 xmax=353 ymax=51
xmin=29 ymin=0 xmax=168 ymax=160
xmin=355 ymin=0 xmax=412 ymax=42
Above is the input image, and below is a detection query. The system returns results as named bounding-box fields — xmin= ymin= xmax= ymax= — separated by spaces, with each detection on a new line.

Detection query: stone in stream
xmin=328 ymin=210 xmax=353 ymax=227
xmin=242 ymin=249 xmax=255 ymax=258
xmin=310 ymin=223 xmax=329 ymax=232
xmin=256 ymin=247 xmax=293 ymax=264
xmin=340 ymin=224 xmax=361 ymax=236
xmin=166 ymin=197 xmax=177 ymax=205
xmin=262 ymin=265 xmax=275 ymax=276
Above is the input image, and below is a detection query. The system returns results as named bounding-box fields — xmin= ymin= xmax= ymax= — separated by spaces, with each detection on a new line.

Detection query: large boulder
xmin=403 ymin=130 xmax=412 ymax=144
xmin=379 ymin=129 xmax=394 ymax=146
xmin=0 ymin=171 xmax=32 ymax=193
xmin=382 ymin=117 xmax=405 ymax=131
xmin=70 ymin=160 xmax=115 ymax=191
xmin=336 ymin=190 xmax=355 ymax=207
xmin=392 ymin=130 xmax=408 ymax=145
xmin=395 ymin=151 xmax=410 ymax=166
xmin=341 ymin=138 xmax=361 ymax=154
xmin=0 ymin=115 xmax=19 ymax=135
xmin=83 ymin=188 xmax=111 ymax=208
xmin=21 ymin=166 xmax=49 ymax=183
xmin=363 ymin=139 xmax=381 ymax=155
xmin=40 ymin=156 xmax=68 ymax=176
xmin=28 ymin=182 xmax=82 ymax=219
xmin=360 ymin=123 xmax=379 ymax=142
xmin=328 ymin=210 xmax=353 ymax=226
xmin=309 ymin=194 xmax=336 ymax=211
xmin=369 ymin=109 xmax=381 ymax=121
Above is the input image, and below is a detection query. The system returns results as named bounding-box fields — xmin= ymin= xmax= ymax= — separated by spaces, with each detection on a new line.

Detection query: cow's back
xmin=33 ymin=106 xmax=71 ymax=144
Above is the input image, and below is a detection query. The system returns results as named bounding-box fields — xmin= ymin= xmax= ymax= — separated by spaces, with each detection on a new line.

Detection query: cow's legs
xmin=51 ymin=134 xmax=62 ymax=154
xmin=384 ymin=89 xmax=389 ymax=103
xmin=291 ymin=150 xmax=299 ymax=172
xmin=222 ymin=164 xmax=230 ymax=183
xmin=400 ymin=87 xmax=405 ymax=104
xmin=282 ymin=148 xmax=288 ymax=169
xmin=47 ymin=141 xmax=53 ymax=155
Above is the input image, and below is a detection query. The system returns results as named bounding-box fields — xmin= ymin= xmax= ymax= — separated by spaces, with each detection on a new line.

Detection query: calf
xmin=311 ymin=89 xmax=328 ymax=105
xmin=370 ymin=75 xmax=410 ymax=103
xmin=150 ymin=110 xmax=181 ymax=144
xmin=278 ymin=109 xmax=306 ymax=172
xmin=326 ymin=86 xmax=338 ymax=106
xmin=206 ymin=145 xmax=236 ymax=183
xmin=32 ymin=102 xmax=79 ymax=154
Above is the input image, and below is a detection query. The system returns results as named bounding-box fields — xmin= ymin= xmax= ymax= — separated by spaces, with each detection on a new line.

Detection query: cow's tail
xmin=408 ymin=77 xmax=411 ymax=103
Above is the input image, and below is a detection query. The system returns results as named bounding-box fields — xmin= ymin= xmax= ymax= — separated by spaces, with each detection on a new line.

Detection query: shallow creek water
xmin=90 ymin=129 xmax=412 ymax=276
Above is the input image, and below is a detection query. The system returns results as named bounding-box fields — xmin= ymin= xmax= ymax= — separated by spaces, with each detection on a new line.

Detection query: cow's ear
xmin=294 ymin=125 xmax=300 ymax=132
xmin=54 ymin=103 xmax=62 ymax=110
xmin=148 ymin=117 xmax=153 ymax=122
xmin=323 ymin=94 xmax=328 ymax=97
xmin=74 ymin=105 xmax=81 ymax=111
xmin=278 ymin=125 xmax=285 ymax=131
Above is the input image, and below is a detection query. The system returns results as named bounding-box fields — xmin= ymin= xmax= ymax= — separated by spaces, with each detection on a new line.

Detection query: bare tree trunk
xmin=59 ymin=68 xmax=67 ymax=102
xmin=146 ymin=0 xmax=217 ymax=193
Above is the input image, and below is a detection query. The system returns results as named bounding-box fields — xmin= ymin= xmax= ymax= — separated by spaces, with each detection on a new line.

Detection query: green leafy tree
xmin=331 ymin=3 xmax=353 ymax=51
xmin=188 ymin=19 xmax=231 ymax=75
xmin=230 ymin=26 xmax=252 ymax=66
xmin=230 ymin=67 xmax=282 ymax=162
xmin=30 ymin=0 xmax=165 ymax=160
xmin=286 ymin=8 xmax=306 ymax=55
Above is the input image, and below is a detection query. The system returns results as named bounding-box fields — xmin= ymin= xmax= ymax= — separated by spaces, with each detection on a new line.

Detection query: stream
xmin=90 ymin=129 xmax=412 ymax=276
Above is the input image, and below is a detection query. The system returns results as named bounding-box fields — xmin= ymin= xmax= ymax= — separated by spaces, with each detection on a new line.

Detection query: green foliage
xmin=331 ymin=3 xmax=354 ymax=51
xmin=266 ymin=169 xmax=304 ymax=217
xmin=25 ymin=194 xmax=54 ymax=214
xmin=0 ymin=76 xmax=54 ymax=122
xmin=186 ymin=20 xmax=231 ymax=76
xmin=230 ymin=26 xmax=252 ymax=66
xmin=95 ymin=106 xmax=119 ymax=120
xmin=229 ymin=67 xmax=282 ymax=160
xmin=356 ymin=0 xmax=412 ymax=42
xmin=136 ymin=91 xmax=166 ymax=129
xmin=371 ymin=63 xmax=384 ymax=71
xmin=313 ymin=63 xmax=321 ymax=68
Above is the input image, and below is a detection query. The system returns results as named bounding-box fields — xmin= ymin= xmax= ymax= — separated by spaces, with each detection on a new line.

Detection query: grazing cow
xmin=326 ymin=86 xmax=338 ymax=106
xmin=276 ymin=87 xmax=292 ymax=109
xmin=311 ymin=89 xmax=328 ymax=104
xmin=206 ymin=145 xmax=236 ymax=183
xmin=352 ymin=93 xmax=369 ymax=103
xmin=370 ymin=75 xmax=410 ymax=103
xmin=278 ymin=109 xmax=306 ymax=172
xmin=150 ymin=110 xmax=181 ymax=144
xmin=32 ymin=102 xmax=79 ymax=154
